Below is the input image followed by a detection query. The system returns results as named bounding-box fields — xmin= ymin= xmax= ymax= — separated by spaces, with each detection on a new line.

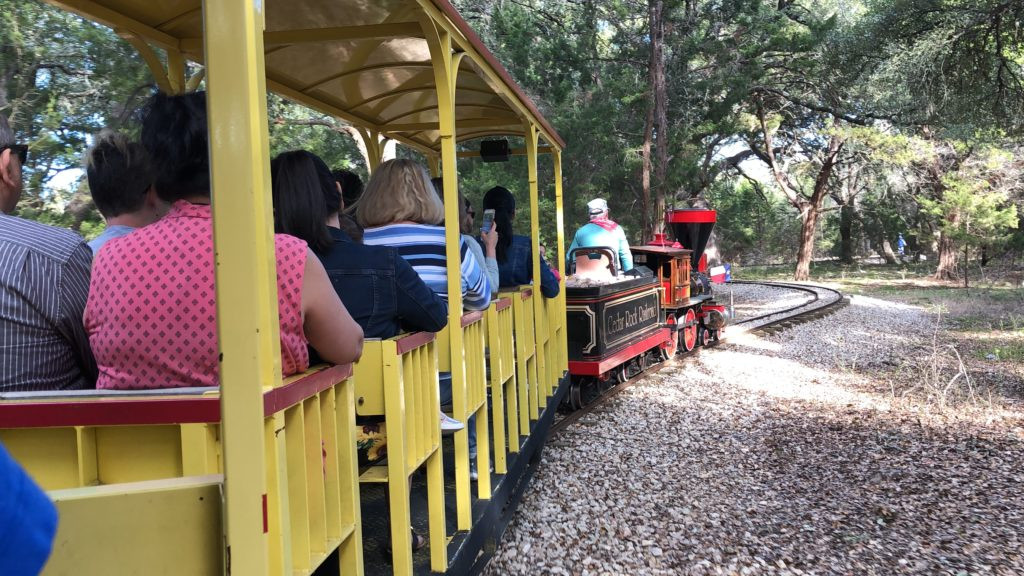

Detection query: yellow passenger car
xmin=0 ymin=0 xmax=569 ymax=574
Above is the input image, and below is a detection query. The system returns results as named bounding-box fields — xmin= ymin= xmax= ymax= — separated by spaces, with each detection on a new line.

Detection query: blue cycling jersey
xmin=567 ymin=219 xmax=633 ymax=273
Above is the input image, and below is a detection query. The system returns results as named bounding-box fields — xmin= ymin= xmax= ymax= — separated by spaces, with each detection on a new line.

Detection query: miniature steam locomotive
xmin=564 ymin=208 xmax=728 ymax=409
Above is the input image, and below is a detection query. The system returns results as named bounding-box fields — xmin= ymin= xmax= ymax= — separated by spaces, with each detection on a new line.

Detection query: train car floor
xmin=315 ymin=374 xmax=570 ymax=576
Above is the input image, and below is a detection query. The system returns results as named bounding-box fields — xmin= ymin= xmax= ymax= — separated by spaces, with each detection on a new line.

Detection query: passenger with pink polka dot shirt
xmin=84 ymin=92 xmax=362 ymax=390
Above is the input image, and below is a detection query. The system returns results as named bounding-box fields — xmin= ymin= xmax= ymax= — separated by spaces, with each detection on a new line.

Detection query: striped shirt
xmin=0 ymin=213 xmax=97 ymax=391
xmin=363 ymin=223 xmax=491 ymax=311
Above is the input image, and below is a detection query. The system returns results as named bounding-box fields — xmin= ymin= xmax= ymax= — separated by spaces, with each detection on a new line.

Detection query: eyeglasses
xmin=1 ymin=144 xmax=27 ymax=165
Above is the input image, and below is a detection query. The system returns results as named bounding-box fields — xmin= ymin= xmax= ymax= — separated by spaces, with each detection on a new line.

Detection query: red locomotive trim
xmin=494 ymin=297 xmax=513 ymax=312
xmin=667 ymin=209 xmax=717 ymax=223
xmin=568 ymin=328 xmax=670 ymax=376
xmin=520 ymin=288 xmax=534 ymax=301
xmin=263 ymin=363 xmax=353 ymax=415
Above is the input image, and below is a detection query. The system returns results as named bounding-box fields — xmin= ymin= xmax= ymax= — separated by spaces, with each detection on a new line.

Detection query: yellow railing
xmin=485 ymin=297 xmax=517 ymax=469
xmin=0 ymin=365 xmax=362 ymax=576
xmin=508 ymin=288 xmax=541 ymax=428
xmin=0 ymin=293 xmax=570 ymax=576
xmin=435 ymin=310 xmax=489 ymax=529
xmin=352 ymin=333 xmax=446 ymax=574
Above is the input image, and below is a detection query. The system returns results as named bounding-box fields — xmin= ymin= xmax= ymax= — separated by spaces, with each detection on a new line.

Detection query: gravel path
xmin=485 ymin=294 xmax=1024 ymax=575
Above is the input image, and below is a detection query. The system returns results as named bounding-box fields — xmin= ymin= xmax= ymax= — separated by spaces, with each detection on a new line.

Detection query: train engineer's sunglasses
xmin=1 ymin=144 xmax=28 ymax=164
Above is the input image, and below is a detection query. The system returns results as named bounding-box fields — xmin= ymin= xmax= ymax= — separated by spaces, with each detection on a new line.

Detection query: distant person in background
xmin=84 ymin=130 xmax=167 ymax=256
xmin=333 ymin=168 xmax=363 ymax=213
xmin=482 ymin=186 xmax=560 ymax=298
xmin=0 ymin=443 xmax=57 ymax=575
xmin=0 ymin=113 xmax=96 ymax=392
xmin=897 ymin=233 xmax=907 ymax=257
xmin=567 ymin=197 xmax=633 ymax=274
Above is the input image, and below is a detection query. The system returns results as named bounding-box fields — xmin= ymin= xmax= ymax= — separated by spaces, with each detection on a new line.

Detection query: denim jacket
xmin=496 ymin=235 xmax=561 ymax=298
xmin=319 ymin=228 xmax=448 ymax=339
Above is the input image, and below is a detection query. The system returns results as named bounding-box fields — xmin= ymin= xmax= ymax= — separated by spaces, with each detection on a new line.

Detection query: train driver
xmin=567 ymin=197 xmax=634 ymax=274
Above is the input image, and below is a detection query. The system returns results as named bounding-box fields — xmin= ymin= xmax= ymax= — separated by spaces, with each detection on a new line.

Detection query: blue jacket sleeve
xmin=394 ymin=254 xmax=449 ymax=333
xmin=0 ymin=443 xmax=58 ymax=576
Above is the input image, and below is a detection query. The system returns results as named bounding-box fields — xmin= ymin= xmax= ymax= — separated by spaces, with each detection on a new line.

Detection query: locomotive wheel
xmin=616 ymin=364 xmax=629 ymax=384
xmin=663 ymin=314 xmax=678 ymax=358
xmin=568 ymin=382 xmax=583 ymax=411
xmin=680 ymin=308 xmax=698 ymax=352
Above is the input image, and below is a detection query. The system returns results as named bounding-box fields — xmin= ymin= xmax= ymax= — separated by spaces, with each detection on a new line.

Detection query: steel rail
xmin=551 ymin=281 xmax=847 ymax=435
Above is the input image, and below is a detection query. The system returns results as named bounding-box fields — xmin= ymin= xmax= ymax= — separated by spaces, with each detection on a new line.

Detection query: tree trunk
xmin=878 ymin=239 xmax=898 ymax=264
xmin=839 ymin=204 xmax=855 ymax=264
xmin=935 ymin=229 xmax=959 ymax=280
xmin=640 ymin=102 xmax=653 ymax=244
xmin=794 ymin=205 xmax=818 ymax=281
xmin=963 ymin=244 xmax=970 ymax=290
xmin=649 ymin=0 xmax=668 ymax=236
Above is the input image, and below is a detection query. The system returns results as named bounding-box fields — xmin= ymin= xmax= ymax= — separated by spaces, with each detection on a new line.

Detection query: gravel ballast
xmin=485 ymin=288 xmax=1024 ymax=575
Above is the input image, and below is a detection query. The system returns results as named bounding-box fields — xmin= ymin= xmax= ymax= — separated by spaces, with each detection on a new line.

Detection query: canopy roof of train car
xmin=49 ymin=0 xmax=564 ymax=154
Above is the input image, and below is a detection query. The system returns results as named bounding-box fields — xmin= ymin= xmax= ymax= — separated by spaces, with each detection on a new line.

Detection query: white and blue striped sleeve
xmin=459 ymin=237 xmax=491 ymax=311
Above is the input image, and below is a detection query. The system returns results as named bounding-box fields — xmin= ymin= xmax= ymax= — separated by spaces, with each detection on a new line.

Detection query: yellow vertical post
xmin=526 ymin=124 xmax=548 ymax=404
xmin=423 ymin=16 xmax=473 ymax=532
xmin=553 ymin=148 xmax=567 ymax=378
xmin=203 ymin=0 xmax=277 ymax=573
xmin=357 ymin=128 xmax=383 ymax=173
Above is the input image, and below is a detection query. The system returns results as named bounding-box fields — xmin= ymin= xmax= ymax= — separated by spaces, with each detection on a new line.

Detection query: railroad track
xmin=551 ymin=281 xmax=848 ymax=435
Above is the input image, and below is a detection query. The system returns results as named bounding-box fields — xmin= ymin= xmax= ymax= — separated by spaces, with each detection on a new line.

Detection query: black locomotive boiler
xmin=564 ymin=208 xmax=728 ymax=409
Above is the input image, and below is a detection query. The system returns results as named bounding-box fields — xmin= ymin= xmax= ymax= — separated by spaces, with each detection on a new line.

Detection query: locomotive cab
xmin=629 ymin=209 xmax=728 ymax=357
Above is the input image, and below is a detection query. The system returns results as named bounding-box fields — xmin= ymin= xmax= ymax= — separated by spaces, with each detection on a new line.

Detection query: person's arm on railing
xmin=302 ymin=249 xmax=364 ymax=364
xmin=395 ymin=254 xmax=448 ymax=333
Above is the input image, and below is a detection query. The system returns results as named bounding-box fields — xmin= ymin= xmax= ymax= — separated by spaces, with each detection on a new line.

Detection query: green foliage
xmin=266 ymin=95 xmax=368 ymax=181
xmin=918 ymin=146 xmax=1020 ymax=256
xmin=706 ymin=178 xmax=802 ymax=264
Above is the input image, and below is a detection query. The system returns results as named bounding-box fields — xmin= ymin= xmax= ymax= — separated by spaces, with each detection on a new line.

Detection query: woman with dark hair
xmin=270 ymin=149 xmax=448 ymax=340
xmin=84 ymin=91 xmax=363 ymax=389
xmin=482 ymin=186 xmax=560 ymax=298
